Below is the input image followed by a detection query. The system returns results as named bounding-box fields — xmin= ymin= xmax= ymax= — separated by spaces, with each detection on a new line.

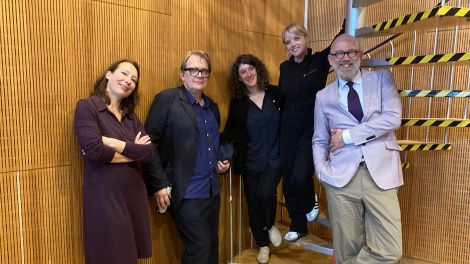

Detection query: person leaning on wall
xmin=143 ymin=50 xmax=230 ymax=264
xmin=313 ymin=34 xmax=403 ymax=263
xmin=73 ymin=59 xmax=154 ymax=264
xmin=278 ymin=21 xmax=344 ymax=242
xmin=222 ymin=54 xmax=284 ymax=264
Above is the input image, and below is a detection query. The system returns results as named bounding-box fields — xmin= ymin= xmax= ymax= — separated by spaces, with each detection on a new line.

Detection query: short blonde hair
xmin=281 ymin=23 xmax=308 ymax=44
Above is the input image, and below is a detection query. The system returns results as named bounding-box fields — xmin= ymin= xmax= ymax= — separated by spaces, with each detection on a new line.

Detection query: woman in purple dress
xmin=74 ymin=59 xmax=154 ymax=264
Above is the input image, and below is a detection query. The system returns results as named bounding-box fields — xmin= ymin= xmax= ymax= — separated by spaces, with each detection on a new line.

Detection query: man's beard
xmin=332 ymin=61 xmax=360 ymax=81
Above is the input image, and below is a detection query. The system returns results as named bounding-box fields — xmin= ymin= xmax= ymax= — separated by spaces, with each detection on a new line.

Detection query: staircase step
xmin=399 ymin=90 xmax=470 ymax=97
xmin=398 ymin=140 xmax=452 ymax=151
xmin=401 ymin=118 xmax=470 ymax=127
xmin=356 ymin=6 xmax=470 ymax=38
xmin=352 ymin=0 xmax=387 ymax=8
xmin=402 ymin=162 xmax=410 ymax=169
xmin=361 ymin=52 xmax=470 ymax=67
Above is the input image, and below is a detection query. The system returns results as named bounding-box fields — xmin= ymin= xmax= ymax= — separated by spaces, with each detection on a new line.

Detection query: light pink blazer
xmin=312 ymin=69 xmax=403 ymax=190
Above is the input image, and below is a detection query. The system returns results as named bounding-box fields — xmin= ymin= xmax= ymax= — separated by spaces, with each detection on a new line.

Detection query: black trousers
xmin=281 ymin=106 xmax=316 ymax=234
xmin=243 ymin=164 xmax=282 ymax=247
xmin=170 ymin=195 xmax=220 ymax=264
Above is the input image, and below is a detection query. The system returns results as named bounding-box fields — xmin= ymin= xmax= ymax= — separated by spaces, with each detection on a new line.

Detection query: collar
xmin=183 ymin=87 xmax=209 ymax=108
xmin=91 ymin=95 xmax=131 ymax=119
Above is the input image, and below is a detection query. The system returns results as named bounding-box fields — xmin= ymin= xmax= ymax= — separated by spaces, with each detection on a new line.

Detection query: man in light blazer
xmin=312 ymin=34 xmax=403 ymax=264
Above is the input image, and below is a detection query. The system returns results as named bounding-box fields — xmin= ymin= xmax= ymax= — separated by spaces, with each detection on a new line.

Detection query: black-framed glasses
xmin=184 ymin=68 xmax=211 ymax=78
xmin=329 ymin=49 xmax=361 ymax=59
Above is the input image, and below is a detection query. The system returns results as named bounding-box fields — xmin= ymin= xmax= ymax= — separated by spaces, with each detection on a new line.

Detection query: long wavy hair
xmin=227 ymin=54 xmax=270 ymax=99
xmin=92 ymin=59 xmax=140 ymax=113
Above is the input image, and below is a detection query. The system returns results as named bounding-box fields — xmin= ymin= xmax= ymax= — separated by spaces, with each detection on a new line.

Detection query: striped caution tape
xmin=402 ymin=162 xmax=410 ymax=169
xmin=387 ymin=52 xmax=470 ymax=65
xmin=401 ymin=118 xmax=470 ymax=127
xmin=399 ymin=90 xmax=470 ymax=97
xmin=373 ymin=6 xmax=470 ymax=31
xmin=399 ymin=143 xmax=452 ymax=151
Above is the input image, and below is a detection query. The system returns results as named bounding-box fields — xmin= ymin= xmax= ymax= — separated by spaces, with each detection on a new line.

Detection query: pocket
xmin=385 ymin=140 xmax=402 ymax=151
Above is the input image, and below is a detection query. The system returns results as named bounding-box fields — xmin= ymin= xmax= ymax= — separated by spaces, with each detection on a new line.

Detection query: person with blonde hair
xmin=279 ymin=22 xmax=343 ymax=242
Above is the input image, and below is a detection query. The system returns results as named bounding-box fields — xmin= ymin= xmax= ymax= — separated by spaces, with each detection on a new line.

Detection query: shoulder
xmin=317 ymin=80 xmax=336 ymax=97
xmin=266 ymin=84 xmax=281 ymax=97
xmin=156 ymin=87 xmax=182 ymax=99
xmin=75 ymin=96 xmax=97 ymax=111
xmin=364 ymin=69 xmax=392 ymax=79
xmin=280 ymin=59 xmax=291 ymax=70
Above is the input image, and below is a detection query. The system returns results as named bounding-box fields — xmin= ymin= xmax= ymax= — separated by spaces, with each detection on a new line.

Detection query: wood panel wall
xmin=307 ymin=0 xmax=470 ymax=263
xmin=0 ymin=0 xmax=302 ymax=263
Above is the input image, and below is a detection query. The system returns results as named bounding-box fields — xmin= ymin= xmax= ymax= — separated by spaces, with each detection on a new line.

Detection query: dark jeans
xmin=243 ymin=164 xmax=282 ymax=247
xmin=170 ymin=195 xmax=220 ymax=264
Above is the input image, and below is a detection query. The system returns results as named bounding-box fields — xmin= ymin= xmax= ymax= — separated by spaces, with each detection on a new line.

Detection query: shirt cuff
xmin=342 ymin=129 xmax=353 ymax=145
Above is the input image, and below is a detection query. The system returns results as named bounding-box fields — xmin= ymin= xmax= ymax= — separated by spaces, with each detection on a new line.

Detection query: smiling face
xmin=180 ymin=54 xmax=209 ymax=96
xmin=328 ymin=34 xmax=362 ymax=81
xmin=283 ymin=31 xmax=308 ymax=60
xmin=105 ymin=62 xmax=138 ymax=101
xmin=238 ymin=63 xmax=258 ymax=91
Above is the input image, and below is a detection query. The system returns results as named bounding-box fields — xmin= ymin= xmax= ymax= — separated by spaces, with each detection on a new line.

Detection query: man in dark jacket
xmin=144 ymin=50 xmax=230 ymax=264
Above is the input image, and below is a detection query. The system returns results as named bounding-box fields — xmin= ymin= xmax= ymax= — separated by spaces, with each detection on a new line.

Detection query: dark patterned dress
xmin=74 ymin=95 xmax=153 ymax=264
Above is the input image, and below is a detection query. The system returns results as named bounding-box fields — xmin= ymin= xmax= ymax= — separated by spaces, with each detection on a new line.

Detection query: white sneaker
xmin=283 ymin=231 xmax=303 ymax=242
xmin=306 ymin=204 xmax=319 ymax=222
xmin=256 ymin=246 xmax=270 ymax=264
xmin=268 ymin=226 xmax=282 ymax=247
xmin=306 ymin=194 xmax=319 ymax=222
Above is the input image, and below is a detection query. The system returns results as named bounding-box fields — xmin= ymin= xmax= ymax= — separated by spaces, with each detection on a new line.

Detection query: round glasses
xmin=329 ymin=49 xmax=361 ymax=59
xmin=184 ymin=68 xmax=211 ymax=78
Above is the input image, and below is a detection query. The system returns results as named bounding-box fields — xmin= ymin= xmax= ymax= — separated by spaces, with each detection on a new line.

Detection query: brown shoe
xmin=256 ymin=246 xmax=270 ymax=264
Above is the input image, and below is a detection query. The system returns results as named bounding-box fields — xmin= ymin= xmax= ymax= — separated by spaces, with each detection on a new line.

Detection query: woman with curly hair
xmin=223 ymin=54 xmax=284 ymax=264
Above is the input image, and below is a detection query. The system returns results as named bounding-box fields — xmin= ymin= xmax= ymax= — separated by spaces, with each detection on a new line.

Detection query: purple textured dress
xmin=74 ymin=95 xmax=153 ymax=264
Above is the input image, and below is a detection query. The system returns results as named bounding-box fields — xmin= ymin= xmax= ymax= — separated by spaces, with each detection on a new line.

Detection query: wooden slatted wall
xmin=307 ymin=0 xmax=470 ymax=263
xmin=0 ymin=0 xmax=302 ymax=263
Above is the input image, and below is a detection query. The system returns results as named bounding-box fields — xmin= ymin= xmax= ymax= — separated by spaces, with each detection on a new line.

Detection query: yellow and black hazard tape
xmin=373 ymin=6 xmax=470 ymax=32
xmin=402 ymin=162 xmax=410 ymax=169
xmin=401 ymin=118 xmax=470 ymax=127
xmin=399 ymin=90 xmax=470 ymax=97
xmin=399 ymin=143 xmax=452 ymax=151
xmin=387 ymin=52 xmax=470 ymax=65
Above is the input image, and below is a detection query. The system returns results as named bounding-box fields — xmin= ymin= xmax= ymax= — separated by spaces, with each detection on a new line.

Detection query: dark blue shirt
xmin=183 ymin=89 xmax=220 ymax=198
xmin=245 ymin=95 xmax=281 ymax=172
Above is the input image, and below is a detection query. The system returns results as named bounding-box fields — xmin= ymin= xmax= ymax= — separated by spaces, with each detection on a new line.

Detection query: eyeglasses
xmin=184 ymin=68 xmax=211 ymax=78
xmin=329 ymin=49 xmax=361 ymax=59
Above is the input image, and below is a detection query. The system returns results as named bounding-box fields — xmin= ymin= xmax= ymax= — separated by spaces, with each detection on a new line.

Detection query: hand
xmin=216 ymin=160 xmax=230 ymax=174
xmin=329 ymin=128 xmax=345 ymax=152
xmin=153 ymin=188 xmax=171 ymax=210
xmin=134 ymin=132 xmax=151 ymax=145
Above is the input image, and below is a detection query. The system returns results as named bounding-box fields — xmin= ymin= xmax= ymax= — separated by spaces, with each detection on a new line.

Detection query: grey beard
xmin=333 ymin=63 xmax=360 ymax=81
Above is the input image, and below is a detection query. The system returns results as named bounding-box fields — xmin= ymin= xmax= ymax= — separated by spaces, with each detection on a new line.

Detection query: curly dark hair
xmin=227 ymin=54 xmax=270 ymax=99
xmin=92 ymin=59 xmax=140 ymax=113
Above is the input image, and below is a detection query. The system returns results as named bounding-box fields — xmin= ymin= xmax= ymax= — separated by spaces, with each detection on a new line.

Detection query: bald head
xmin=331 ymin=34 xmax=361 ymax=52
xmin=328 ymin=34 xmax=363 ymax=81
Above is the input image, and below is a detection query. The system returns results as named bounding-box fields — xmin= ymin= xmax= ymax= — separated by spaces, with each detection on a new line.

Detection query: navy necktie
xmin=347 ymin=81 xmax=363 ymax=122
